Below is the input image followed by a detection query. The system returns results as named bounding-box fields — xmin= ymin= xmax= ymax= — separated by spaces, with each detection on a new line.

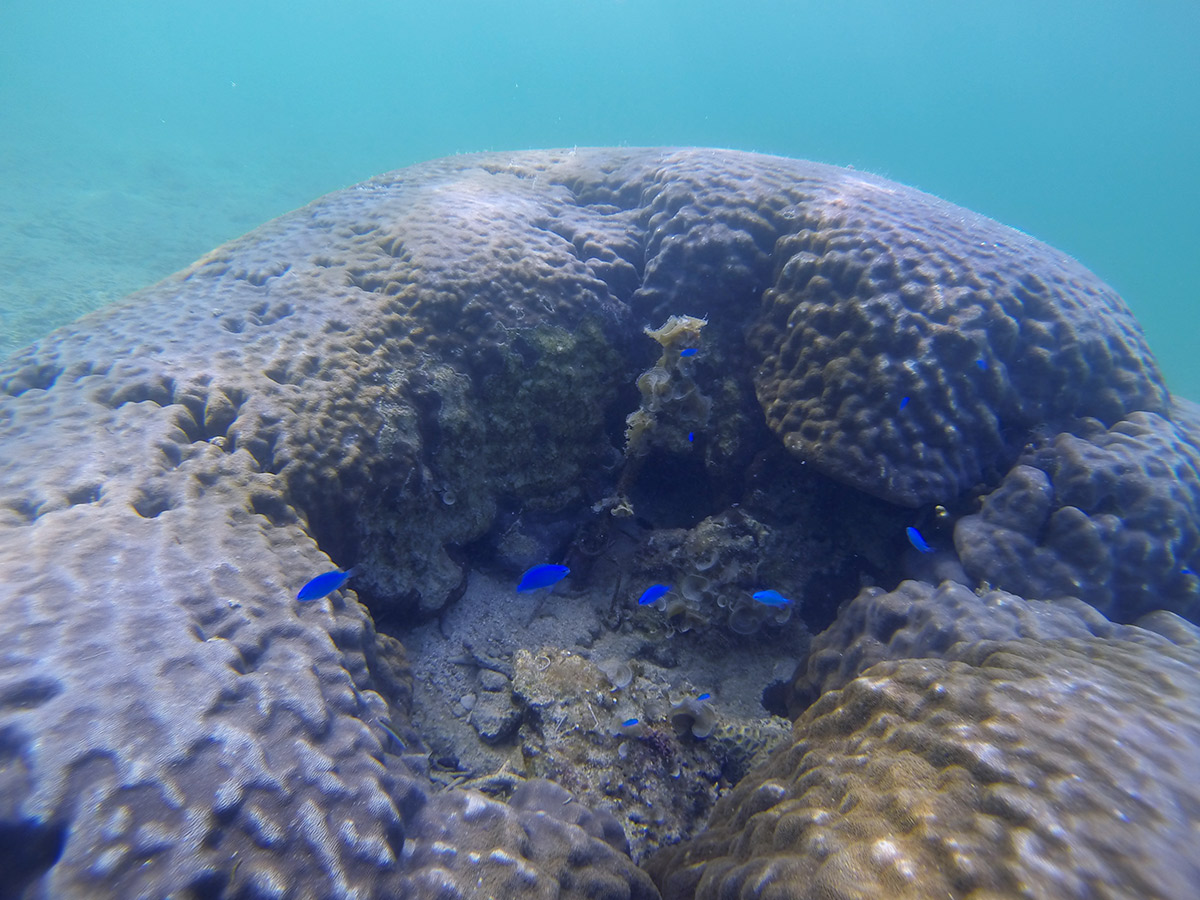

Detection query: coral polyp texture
xmin=786 ymin=578 xmax=1129 ymax=713
xmin=747 ymin=174 xmax=1168 ymax=507
xmin=0 ymin=148 xmax=1196 ymax=898
xmin=955 ymin=403 xmax=1200 ymax=622
xmin=648 ymin=624 xmax=1200 ymax=900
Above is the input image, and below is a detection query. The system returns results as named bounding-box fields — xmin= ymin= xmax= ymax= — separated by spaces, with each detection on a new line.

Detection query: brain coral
xmin=649 ymin=622 xmax=1200 ymax=900
xmin=562 ymin=149 xmax=1167 ymax=508
xmin=746 ymin=173 xmax=1167 ymax=506
xmin=0 ymin=148 xmax=1188 ymax=897
xmin=787 ymin=578 xmax=1134 ymax=714
xmin=955 ymin=402 xmax=1200 ymax=622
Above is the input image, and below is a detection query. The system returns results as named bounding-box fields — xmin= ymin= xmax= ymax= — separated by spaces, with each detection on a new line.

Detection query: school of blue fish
xmin=296 ymin=527 xmax=923 ymax=613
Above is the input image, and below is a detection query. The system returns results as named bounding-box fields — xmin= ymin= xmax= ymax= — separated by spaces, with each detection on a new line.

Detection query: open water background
xmin=2 ymin=0 xmax=1197 ymax=396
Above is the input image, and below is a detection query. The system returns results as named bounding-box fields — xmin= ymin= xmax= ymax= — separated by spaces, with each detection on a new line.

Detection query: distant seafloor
xmin=2 ymin=0 xmax=1197 ymax=397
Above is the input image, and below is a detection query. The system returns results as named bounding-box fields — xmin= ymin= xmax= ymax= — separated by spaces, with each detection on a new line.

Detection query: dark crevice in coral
xmin=604 ymin=377 xmax=642 ymax=454
xmin=378 ymin=236 xmax=410 ymax=260
xmin=759 ymin=679 xmax=792 ymax=720
xmin=627 ymin=450 xmax=718 ymax=530
xmin=0 ymin=676 xmax=64 ymax=710
xmin=63 ymin=484 xmax=102 ymax=507
xmin=248 ymin=490 xmax=298 ymax=528
xmin=345 ymin=269 xmax=385 ymax=293
xmin=248 ymin=299 xmax=294 ymax=325
xmin=174 ymin=394 xmax=208 ymax=440
xmin=464 ymin=500 xmax=582 ymax=585
xmin=0 ymin=818 xmax=65 ymax=898
xmin=0 ymin=361 xmax=63 ymax=396
xmin=409 ymin=385 xmax=445 ymax=472
xmin=229 ymin=262 xmax=291 ymax=288
xmin=262 ymin=363 xmax=293 ymax=386
xmin=2 ymin=497 xmax=42 ymax=524
xmin=461 ymin=342 xmax=507 ymax=384
xmin=131 ymin=487 xmax=173 ymax=519
xmin=156 ymin=438 xmax=185 ymax=469
xmin=359 ymin=582 xmax=424 ymax=636
xmin=98 ymin=374 xmax=176 ymax=410
xmin=799 ymin=565 xmax=874 ymax=635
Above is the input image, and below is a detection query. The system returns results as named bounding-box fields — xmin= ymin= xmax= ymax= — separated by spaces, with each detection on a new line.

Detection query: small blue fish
xmin=618 ymin=716 xmax=645 ymax=735
xmin=752 ymin=589 xmax=791 ymax=607
xmin=899 ymin=396 xmax=910 ymax=409
xmin=517 ymin=563 xmax=570 ymax=592
xmin=679 ymin=348 xmax=698 ymax=357
xmin=376 ymin=718 xmax=407 ymax=753
xmin=687 ymin=431 xmax=695 ymax=442
xmin=906 ymin=526 xmax=935 ymax=553
xmin=696 ymin=693 xmax=711 ymax=702
xmin=297 ymin=567 xmax=356 ymax=601
xmin=637 ymin=584 xmax=671 ymax=605
xmin=975 ymin=358 xmax=988 ymax=371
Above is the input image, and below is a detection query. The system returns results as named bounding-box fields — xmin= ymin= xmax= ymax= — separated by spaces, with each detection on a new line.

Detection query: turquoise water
xmin=2 ymin=0 xmax=1197 ymax=396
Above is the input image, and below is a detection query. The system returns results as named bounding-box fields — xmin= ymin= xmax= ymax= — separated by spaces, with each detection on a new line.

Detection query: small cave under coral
xmin=623 ymin=448 xmax=716 ymax=529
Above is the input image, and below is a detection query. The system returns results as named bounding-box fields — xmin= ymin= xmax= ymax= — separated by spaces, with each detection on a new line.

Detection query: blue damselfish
xmin=637 ymin=584 xmax=671 ymax=605
xmin=297 ymin=567 xmax=357 ymax=601
xmin=517 ymin=563 xmax=570 ymax=592
xmin=752 ymin=589 xmax=791 ymax=607
xmin=906 ymin=526 xmax=935 ymax=553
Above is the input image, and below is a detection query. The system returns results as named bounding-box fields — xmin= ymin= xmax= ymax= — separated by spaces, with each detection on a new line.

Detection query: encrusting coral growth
xmin=0 ymin=148 xmax=1196 ymax=899
xmin=610 ymin=314 xmax=712 ymax=518
xmin=648 ymin=611 xmax=1200 ymax=900
xmin=955 ymin=405 xmax=1200 ymax=623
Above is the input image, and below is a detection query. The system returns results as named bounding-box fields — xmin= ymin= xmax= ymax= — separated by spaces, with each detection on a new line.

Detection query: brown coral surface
xmin=649 ymin=629 xmax=1200 ymax=900
xmin=955 ymin=403 xmax=1200 ymax=622
xmin=0 ymin=148 xmax=1192 ymax=899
